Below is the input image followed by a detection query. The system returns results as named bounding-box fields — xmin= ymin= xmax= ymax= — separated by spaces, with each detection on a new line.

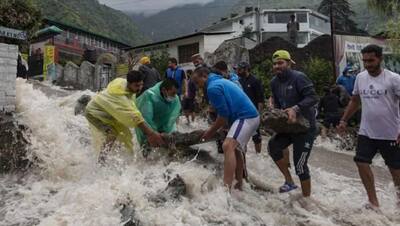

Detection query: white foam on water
xmin=0 ymin=79 xmax=399 ymax=226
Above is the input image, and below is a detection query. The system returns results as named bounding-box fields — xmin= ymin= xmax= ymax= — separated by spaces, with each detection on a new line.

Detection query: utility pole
xmin=255 ymin=0 xmax=262 ymax=44
xmin=329 ymin=0 xmax=337 ymax=80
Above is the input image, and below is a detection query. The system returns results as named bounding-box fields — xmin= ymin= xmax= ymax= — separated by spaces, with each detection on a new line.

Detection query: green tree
xmin=251 ymin=58 xmax=273 ymax=98
xmin=149 ymin=49 xmax=170 ymax=75
xmin=368 ymin=0 xmax=400 ymax=56
xmin=318 ymin=0 xmax=360 ymax=33
xmin=367 ymin=0 xmax=400 ymax=16
xmin=0 ymin=0 xmax=42 ymax=39
xmin=303 ymin=57 xmax=334 ymax=96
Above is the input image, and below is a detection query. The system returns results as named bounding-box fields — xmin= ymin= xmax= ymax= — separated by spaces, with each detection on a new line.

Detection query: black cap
xmin=238 ymin=62 xmax=250 ymax=69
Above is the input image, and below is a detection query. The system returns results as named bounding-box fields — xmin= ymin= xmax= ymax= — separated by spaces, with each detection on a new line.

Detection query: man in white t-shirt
xmin=338 ymin=44 xmax=400 ymax=209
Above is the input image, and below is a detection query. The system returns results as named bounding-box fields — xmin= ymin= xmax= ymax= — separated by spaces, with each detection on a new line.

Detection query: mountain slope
xmin=130 ymin=0 xmax=240 ymax=43
xmin=32 ymin=0 xmax=147 ymax=46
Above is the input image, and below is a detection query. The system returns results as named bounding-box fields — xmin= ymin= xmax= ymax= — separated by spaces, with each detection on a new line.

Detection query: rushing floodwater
xmin=0 ymin=79 xmax=399 ymax=226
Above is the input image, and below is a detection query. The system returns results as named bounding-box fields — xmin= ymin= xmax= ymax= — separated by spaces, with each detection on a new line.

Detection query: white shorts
xmin=227 ymin=116 xmax=260 ymax=152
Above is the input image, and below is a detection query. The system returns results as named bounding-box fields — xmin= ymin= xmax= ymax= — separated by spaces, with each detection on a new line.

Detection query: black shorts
xmin=268 ymin=128 xmax=316 ymax=181
xmin=354 ymin=135 xmax=400 ymax=169
xmin=252 ymin=128 xmax=262 ymax=144
xmin=323 ymin=114 xmax=341 ymax=128
xmin=182 ymin=98 xmax=196 ymax=112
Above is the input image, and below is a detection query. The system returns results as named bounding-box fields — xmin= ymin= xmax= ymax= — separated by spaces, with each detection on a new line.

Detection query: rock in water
xmin=74 ymin=94 xmax=91 ymax=115
xmin=150 ymin=174 xmax=186 ymax=204
xmin=0 ymin=114 xmax=31 ymax=173
xmin=263 ymin=109 xmax=310 ymax=134
xmin=120 ymin=202 xmax=140 ymax=226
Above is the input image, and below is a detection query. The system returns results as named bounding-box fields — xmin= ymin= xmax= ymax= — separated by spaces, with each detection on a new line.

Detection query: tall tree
xmin=368 ymin=0 xmax=400 ymax=56
xmin=0 ymin=0 xmax=42 ymax=39
xmin=367 ymin=0 xmax=400 ymax=16
xmin=318 ymin=0 xmax=360 ymax=33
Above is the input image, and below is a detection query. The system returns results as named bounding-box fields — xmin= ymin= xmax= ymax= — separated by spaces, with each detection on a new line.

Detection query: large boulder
xmin=262 ymin=109 xmax=310 ymax=134
xmin=205 ymin=40 xmax=249 ymax=70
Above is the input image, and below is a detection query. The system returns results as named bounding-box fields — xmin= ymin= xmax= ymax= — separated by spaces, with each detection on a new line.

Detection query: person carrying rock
xmin=211 ymin=61 xmax=243 ymax=153
xmin=338 ymin=44 xmax=400 ymax=209
xmin=135 ymin=78 xmax=181 ymax=157
xmin=192 ymin=66 xmax=260 ymax=190
xmin=85 ymin=71 xmax=165 ymax=162
xmin=268 ymin=50 xmax=319 ymax=196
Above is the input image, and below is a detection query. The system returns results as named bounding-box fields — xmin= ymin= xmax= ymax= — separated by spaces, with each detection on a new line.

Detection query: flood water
xmin=0 ymin=79 xmax=399 ymax=226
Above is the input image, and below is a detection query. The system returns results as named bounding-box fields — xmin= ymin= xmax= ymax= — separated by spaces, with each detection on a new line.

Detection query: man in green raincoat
xmin=135 ymin=78 xmax=181 ymax=152
xmin=85 ymin=70 xmax=164 ymax=160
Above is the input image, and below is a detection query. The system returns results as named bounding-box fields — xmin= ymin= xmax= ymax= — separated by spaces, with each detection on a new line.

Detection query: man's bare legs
xmin=356 ymin=162 xmax=379 ymax=207
xmin=222 ymin=138 xmax=241 ymax=189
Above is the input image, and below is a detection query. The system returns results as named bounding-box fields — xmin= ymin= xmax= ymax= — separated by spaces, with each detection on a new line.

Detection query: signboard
xmin=0 ymin=26 xmax=27 ymax=40
xmin=43 ymin=45 xmax=56 ymax=81
xmin=343 ymin=41 xmax=400 ymax=74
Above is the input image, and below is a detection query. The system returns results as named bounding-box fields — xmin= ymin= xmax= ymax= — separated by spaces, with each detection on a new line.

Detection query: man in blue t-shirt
xmin=192 ymin=66 xmax=260 ymax=190
xmin=165 ymin=57 xmax=186 ymax=98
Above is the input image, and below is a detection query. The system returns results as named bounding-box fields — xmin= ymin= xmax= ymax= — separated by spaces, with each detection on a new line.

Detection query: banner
xmin=0 ymin=26 xmax=27 ymax=40
xmin=43 ymin=45 xmax=56 ymax=81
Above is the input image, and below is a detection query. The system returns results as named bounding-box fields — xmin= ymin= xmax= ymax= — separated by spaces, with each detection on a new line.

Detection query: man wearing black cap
xmin=237 ymin=62 xmax=265 ymax=153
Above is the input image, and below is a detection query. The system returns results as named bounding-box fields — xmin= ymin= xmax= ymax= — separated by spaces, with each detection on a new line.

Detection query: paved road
xmin=310 ymin=147 xmax=392 ymax=186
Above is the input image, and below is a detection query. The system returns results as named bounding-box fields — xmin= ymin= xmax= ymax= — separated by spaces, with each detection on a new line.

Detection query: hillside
xmin=129 ymin=0 xmax=386 ymax=43
xmin=32 ymin=0 xmax=147 ymax=46
xmin=130 ymin=0 xmax=240 ymax=43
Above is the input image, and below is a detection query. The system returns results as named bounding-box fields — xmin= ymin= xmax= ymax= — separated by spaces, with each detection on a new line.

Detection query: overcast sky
xmin=99 ymin=0 xmax=214 ymax=15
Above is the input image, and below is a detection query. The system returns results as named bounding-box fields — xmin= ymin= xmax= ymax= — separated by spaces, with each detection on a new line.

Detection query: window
xmin=239 ymin=19 xmax=244 ymax=25
xmin=178 ymin=43 xmax=199 ymax=63
xmin=296 ymin=12 xmax=308 ymax=23
xmin=268 ymin=12 xmax=292 ymax=23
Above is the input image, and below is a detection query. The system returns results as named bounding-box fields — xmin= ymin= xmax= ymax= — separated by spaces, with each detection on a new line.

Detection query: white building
xmin=203 ymin=8 xmax=331 ymax=48
xmin=130 ymin=8 xmax=331 ymax=68
xmin=130 ymin=32 xmax=233 ymax=69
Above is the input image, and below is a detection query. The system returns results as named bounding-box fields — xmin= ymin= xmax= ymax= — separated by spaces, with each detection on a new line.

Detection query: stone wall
xmin=53 ymin=60 xmax=116 ymax=91
xmin=0 ymin=43 xmax=18 ymax=113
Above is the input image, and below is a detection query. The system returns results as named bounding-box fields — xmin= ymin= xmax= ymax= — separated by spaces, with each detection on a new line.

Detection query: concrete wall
xmin=0 ymin=43 xmax=18 ymax=113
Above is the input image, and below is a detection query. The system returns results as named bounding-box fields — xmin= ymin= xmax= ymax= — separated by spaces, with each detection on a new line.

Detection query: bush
xmin=150 ymin=49 xmax=170 ymax=75
xmin=303 ymin=57 xmax=334 ymax=96
xmin=251 ymin=57 xmax=334 ymax=98
xmin=251 ymin=58 xmax=274 ymax=98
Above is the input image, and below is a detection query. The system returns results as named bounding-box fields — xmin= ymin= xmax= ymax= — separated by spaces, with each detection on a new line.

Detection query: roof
xmin=262 ymin=8 xmax=330 ymax=20
xmin=43 ymin=19 xmax=132 ymax=48
xmin=202 ymin=11 xmax=256 ymax=32
xmin=202 ymin=8 xmax=330 ymax=32
xmin=35 ymin=25 xmax=63 ymax=37
xmin=128 ymin=32 xmax=233 ymax=50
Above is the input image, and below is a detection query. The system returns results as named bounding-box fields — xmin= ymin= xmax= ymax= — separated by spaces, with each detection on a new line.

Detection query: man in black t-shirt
xmin=237 ymin=62 xmax=265 ymax=153
xmin=319 ymin=86 xmax=342 ymax=137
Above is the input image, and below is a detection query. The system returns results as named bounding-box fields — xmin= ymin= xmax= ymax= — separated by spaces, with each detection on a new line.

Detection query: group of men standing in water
xmin=85 ymin=44 xmax=400 ymax=210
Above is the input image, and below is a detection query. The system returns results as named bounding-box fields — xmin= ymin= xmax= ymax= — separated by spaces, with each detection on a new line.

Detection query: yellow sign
xmin=43 ymin=45 xmax=55 ymax=81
